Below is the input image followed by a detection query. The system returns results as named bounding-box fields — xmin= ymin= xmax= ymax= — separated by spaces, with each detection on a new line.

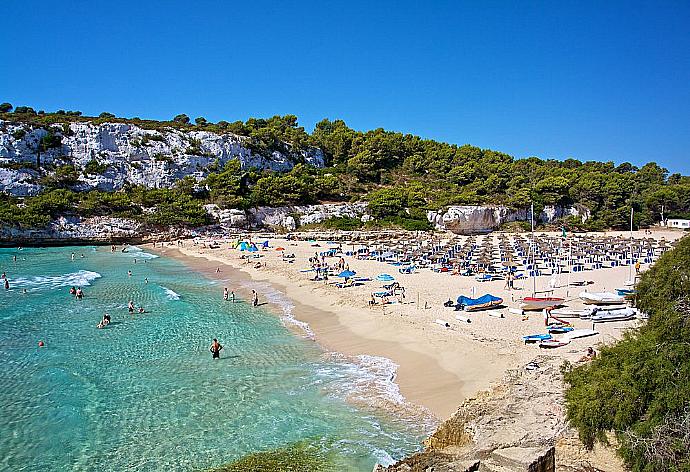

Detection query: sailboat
xmin=616 ymin=206 xmax=637 ymax=294
xmin=518 ymin=203 xmax=564 ymax=310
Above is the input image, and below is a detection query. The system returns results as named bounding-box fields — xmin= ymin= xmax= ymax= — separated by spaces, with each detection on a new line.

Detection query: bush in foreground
xmin=564 ymin=236 xmax=690 ymax=471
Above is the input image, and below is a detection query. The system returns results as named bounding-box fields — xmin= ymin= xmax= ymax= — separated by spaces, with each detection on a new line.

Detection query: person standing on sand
xmin=209 ymin=338 xmax=223 ymax=359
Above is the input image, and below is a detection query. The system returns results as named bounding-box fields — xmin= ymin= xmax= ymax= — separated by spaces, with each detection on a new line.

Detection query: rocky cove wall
xmin=427 ymin=205 xmax=590 ymax=234
xmin=0 ymin=216 xmax=189 ymax=246
xmin=0 ymin=120 xmax=325 ymax=196
xmin=0 ymin=203 xmax=591 ymax=244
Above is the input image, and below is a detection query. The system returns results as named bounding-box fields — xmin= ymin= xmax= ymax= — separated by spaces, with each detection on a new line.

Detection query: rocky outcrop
xmin=427 ymin=205 xmax=590 ymax=234
xmin=0 ymin=216 xmax=187 ymax=246
xmin=377 ymin=357 xmax=621 ymax=472
xmin=248 ymin=202 xmax=370 ymax=230
xmin=0 ymin=119 xmax=325 ymax=196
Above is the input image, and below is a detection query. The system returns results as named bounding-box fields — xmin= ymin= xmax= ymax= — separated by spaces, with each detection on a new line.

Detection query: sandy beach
xmin=151 ymin=229 xmax=684 ymax=421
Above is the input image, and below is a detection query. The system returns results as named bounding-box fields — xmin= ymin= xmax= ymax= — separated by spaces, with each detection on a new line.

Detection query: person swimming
xmin=75 ymin=287 xmax=84 ymax=300
xmin=97 ymin=313 xmax=111 ymax=328
xmin=69 ymin=286 xmax=76 ymax=295
xmin=209 ymin=338 xmax=223 ymax=359
xmin=138 ymin=306 xmax=145 ymax=313
xmin=127 ymin=270 xmax=132 ymax=277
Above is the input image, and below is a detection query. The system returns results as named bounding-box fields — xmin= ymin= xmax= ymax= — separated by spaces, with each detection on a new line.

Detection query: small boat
xmin=457 ymin=294 xmax=503 ymax=312
xmin=539 ymin=339 xmax=570 ymax=349
xmin=519 ymin=297 xmax=564 ymax=311
xmin=616 ymin=287 xmax=637 ymax=297
xmin=579 ymin=291 xmax=625 ymax=305
xmin=523 ymin=333 xmax=552 ymax=343
xmin=591 ymin=308 xmax=637 ymax=322
xmin=580 ymin=305 xmax=632 ymax=319
xmin=550 ymin=307 xmax=588 ymax=318
xmin=548 ymin=326 xmax=574 ymax=334
xmin=563 ymin=329 xmax=598 ymax=340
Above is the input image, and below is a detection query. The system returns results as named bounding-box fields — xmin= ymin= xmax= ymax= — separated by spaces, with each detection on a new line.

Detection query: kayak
xmin=539 ymin=339 xmax=571 ymax=349
xmin=523 ymin=333 xmax=552 ymax=343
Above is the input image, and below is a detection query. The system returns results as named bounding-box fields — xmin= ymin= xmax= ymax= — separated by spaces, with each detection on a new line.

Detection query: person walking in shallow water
xmin=252 ymin=290 xmax=258 ymax=307
xmin=209 ymin=338 xmax=223 ymax=359
xmin=223 ymin=287 xmax=229 ymax=301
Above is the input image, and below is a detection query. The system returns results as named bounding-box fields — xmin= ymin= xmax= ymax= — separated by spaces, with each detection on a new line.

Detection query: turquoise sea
xmin=0 ymin=246 xmax=433 ymax=471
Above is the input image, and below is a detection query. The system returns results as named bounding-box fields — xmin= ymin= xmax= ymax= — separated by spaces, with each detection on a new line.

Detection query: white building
xmin=666 ymin=219 xmax=690 ymax=229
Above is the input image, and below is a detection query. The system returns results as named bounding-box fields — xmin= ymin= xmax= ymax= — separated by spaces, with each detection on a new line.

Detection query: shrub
xmin=564 ymin=235 xmax=690 ymax=471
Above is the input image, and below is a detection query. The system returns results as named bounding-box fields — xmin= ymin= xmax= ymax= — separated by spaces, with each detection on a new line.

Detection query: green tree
xmin=173 ymin=113 xmax=190 ymax=124
xmin=0 ymin=102 xmax=12 ymax=113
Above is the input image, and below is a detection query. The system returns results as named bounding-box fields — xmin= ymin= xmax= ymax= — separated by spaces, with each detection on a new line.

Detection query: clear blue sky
xmin=2 ymin=1 xmax=689 ymax=174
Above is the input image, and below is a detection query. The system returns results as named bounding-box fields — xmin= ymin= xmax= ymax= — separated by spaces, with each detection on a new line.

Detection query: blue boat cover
xmin=457 ymin=294 xmax=503 ymax=307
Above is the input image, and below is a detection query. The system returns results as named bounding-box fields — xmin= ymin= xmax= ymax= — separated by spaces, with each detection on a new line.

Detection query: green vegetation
xmin=207 ymin=441 xmax=334 ymax=472
xmin=83 ymin=159 xmax=109 ymax=176
xmin=0 ymin=187 xmax=211 ymax=229
xmin=1 ymin=105 xmax=690 ymax=232
xmin=564 ymin=235 xmax=690 ymax=471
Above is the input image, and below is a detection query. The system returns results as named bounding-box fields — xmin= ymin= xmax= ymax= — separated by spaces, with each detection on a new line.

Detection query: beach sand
xmin=150 ymin=229 xmax=683 ymax=421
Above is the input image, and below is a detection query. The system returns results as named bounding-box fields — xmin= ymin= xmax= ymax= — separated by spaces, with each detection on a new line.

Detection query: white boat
xmin=579 ymin=291 xmax=625 ymax=305
xmin=563 ymin=329 xmax=599 ymax=340
xmin=591 ymin=308 xmax=637 ymax=322
xmin=550 ymin=307 xmax=589 ymax=318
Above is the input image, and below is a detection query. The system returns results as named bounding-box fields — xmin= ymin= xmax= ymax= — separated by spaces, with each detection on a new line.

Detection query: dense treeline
xmin=564 ymin=235 xmax=690 ymax=471
xmin=1 ymin=103 xmax=689 ymax=230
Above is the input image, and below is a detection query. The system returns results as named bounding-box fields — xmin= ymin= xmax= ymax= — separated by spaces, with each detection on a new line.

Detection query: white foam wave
xmin=241 ymin=281 xmax=315 ymax=339
xmin=318 ymin=353 xmax=406 ymax=405
xmin=121 ymin=245 xmax=158 ymax=260
xmin=11 ymin=270 xmax=102 ymax=290
xmin=162 ymin=287 xmax=180 ymax=300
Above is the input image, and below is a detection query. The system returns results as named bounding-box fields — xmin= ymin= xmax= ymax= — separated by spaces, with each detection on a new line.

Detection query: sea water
xmin=0 ymin=246 xmax=434 ymax=471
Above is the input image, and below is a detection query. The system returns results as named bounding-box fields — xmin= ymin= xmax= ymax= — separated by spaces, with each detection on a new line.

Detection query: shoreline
xmin=150 ymin=244 xmax=472 ymax=420
xmin=146 ymin=229 xmax=684 ymax=425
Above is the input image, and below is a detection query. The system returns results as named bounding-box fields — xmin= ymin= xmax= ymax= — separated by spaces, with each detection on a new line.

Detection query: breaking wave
xmin=11 ymin=270 xmax=102 ymax=290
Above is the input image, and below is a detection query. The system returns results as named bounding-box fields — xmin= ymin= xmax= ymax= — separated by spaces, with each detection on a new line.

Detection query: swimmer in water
xmin=4 ymin=278 xmax=10 ymax=290
xmin=75 ymin=287 xmax=84 ymax=300
xmin=111 ymin=245 xmax=116 ymax=253
xmin=71 ymin=252 xmax=75 ymax=261
xmin=69 ymin=286 xmax=76 ymax=295
xmin=1 ymin=272 xmax=6 ymax=279
xmin=209 ymin=338 xmax=223 ymax=359
xmin=138 ymin=306 xmax=145 ymax=313
xmin=128 ymin=270 xmax=132 ymax=277
xmin=128 ymin=300 xmax=135 ymax=313
xmin=145 ymin=277 xmax=149 ymax=284
xmin=97 ymin=313 xmax=111 ymax=328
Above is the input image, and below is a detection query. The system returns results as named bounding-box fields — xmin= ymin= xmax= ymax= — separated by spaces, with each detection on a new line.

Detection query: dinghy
xmin=563 ymin=329 xmax=598 ymax=340
xmin=548 ymin=326 xmax=574 ymax=334
xmin=591 ymin=308 xmax=637 ymax=322
xmin=457 ymin=294 xmax=503 ymax=312
xmin=579 ymin=291 xmax=625 ymax=305
xmin=539 ymin=339 xmax=570 ymax=349
xmin=518 ymin=296 xmax=564 ymax=311
xmin=550 ymin=307 xmax=589 ymax=318
xmin=522 ymin=333 xmax=552 ymax=344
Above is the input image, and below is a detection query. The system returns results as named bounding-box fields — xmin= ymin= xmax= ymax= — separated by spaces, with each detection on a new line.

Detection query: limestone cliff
xmin=0 ymin=119 xmax=324 ymax=196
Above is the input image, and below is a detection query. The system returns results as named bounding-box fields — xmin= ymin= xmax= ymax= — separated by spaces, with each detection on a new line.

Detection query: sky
xmin=1 ymin=1 xmax=689 ymax=174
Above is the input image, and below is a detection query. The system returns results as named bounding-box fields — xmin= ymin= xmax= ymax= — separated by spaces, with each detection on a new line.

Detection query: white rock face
xmin=0 ymin=119 xmax=325 ymax=195
xmin=249 ymin=202 xmax=369 ymax=229
xmin=427 ymin=204 xmax=589 ymax=234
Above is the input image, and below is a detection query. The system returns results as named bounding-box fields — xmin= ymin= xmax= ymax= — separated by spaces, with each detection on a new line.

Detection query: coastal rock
xmin=0 ymin=216 xmax=182 ymax=245
xmin=248 ymin=202 xmax=370 ymax=229
xmin=0 ymin=119 xmax=325 ymax=195
xmin=203 ymin=204 xmax=248 ymax=228
xmin=379 ymin=357 xmax=620 ymax=472
xmin=427 ymin=205 xmax=589 ymax=234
